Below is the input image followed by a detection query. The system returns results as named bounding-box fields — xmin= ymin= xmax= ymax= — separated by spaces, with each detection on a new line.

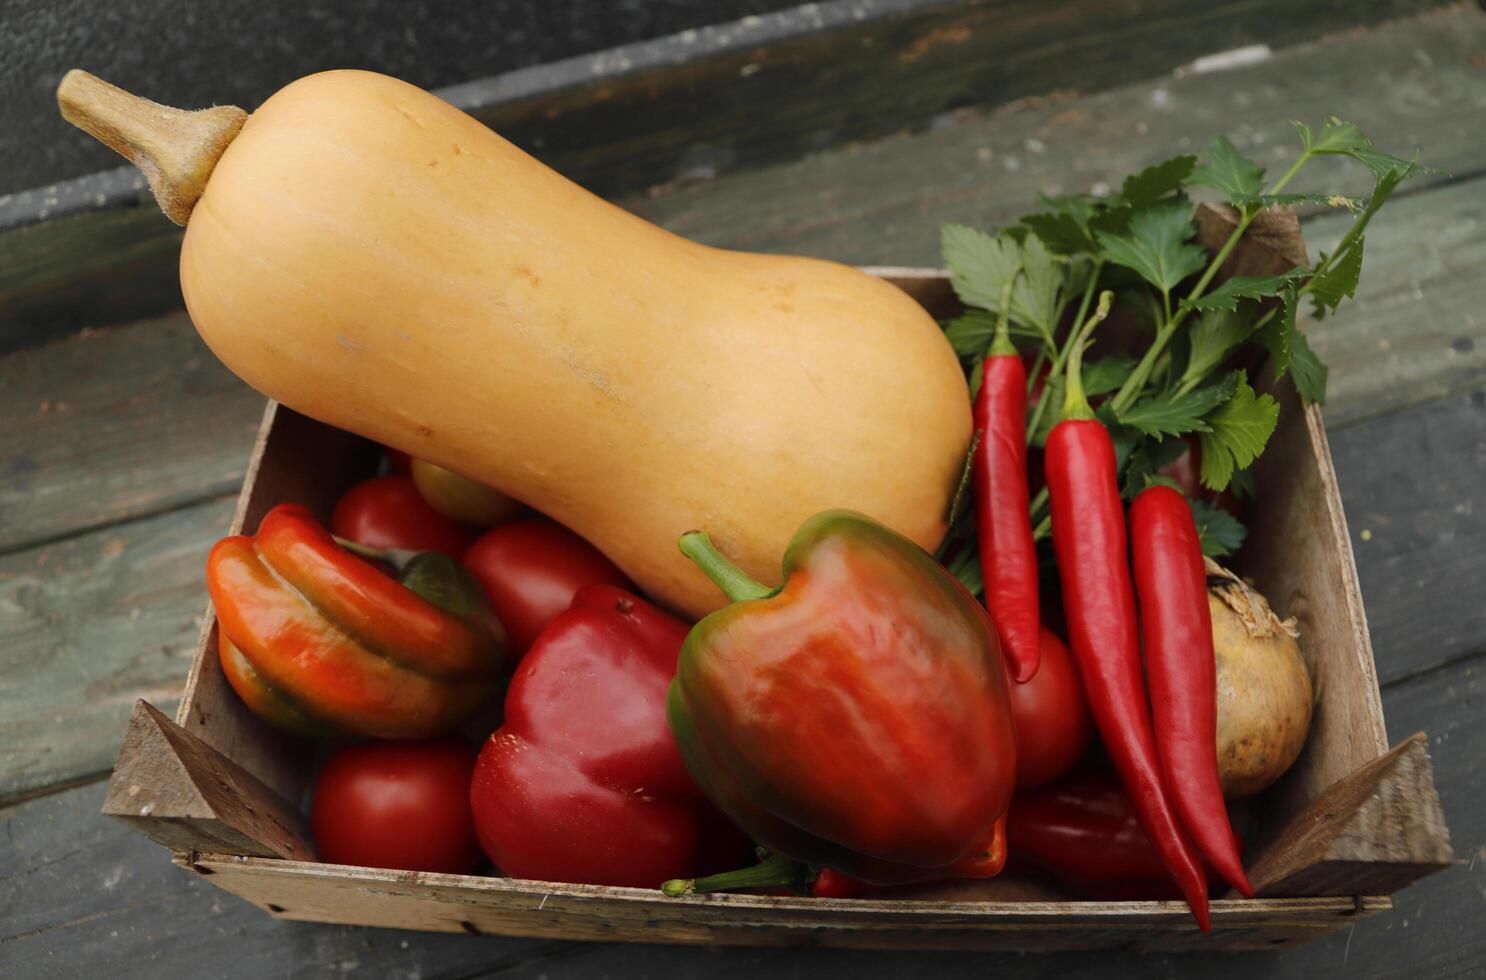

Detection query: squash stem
xmin=55 ymin=70 xmax=245 ymax=225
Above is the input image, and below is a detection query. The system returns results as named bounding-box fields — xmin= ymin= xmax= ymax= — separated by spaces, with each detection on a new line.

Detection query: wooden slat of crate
xmin=172 ymin=852 xmax=1389 ymax=952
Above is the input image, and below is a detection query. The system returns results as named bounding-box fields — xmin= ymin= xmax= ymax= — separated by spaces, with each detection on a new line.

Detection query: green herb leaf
xmin=942 ymin=311 xmax=1044 ymax=359
xmin=1307 ymin=238 xmax=1363 ymax=318
xmin=1191 ymin=136 xmax=1265 ymax=203
xmin=1198 ymin=378 xmax=1281 ymax=491
xmin=943 ymin=310 xmax=998 ymax=358
xmin=1122 ymin=437 xmax=1191 ymax=500
xmin=1294 ymin=118 xmax=1420 ymax=179
xmin=943 ymin=225 xmax=1021 ymax=313
xmin=1118 ymin=155 xmax=1197 ymax=208
xmin=1095 ymin=200 xmax=1208 ymax=294
xmin=1011 ymin=232 xmax=1063 ymax=338
xmin=1117 ymin=372 xmax=1239 ymax=438
xmin=1181 ymin=309 xmax=1252 ymax=384
xmin=1289 ymin=327 xmax=1328 ymax=404
xmin=1257 ymin=285 xmax=1300 ymax=378
xmin=1021 ymin=193 xmax=1105 ymax=255
xmin=1083 ymin=354 xmax=1137 ymax=397
xmin=1228 ymin=466 xmax=1257 ymax=500
xmin=1184 ymin=267 xmax=1307 ymax=312
xmin=1190 ymin=497 xmax=1248 ymax=557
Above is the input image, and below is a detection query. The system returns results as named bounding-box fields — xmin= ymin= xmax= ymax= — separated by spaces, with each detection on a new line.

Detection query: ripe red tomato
xmin=462 ymin=518 xmax=634 ymax=656
xmin=1008 ymin=627 xmax=1092 ymax=788
xmin=311 ymin=738 xmax=482 ymax=874
xmin=331 ymin=474 xmax=472 ymax=558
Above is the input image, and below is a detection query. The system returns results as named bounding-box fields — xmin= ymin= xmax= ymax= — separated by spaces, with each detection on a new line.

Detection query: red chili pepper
xmin=1008 ymin=768 xmax=1184 ymax=899
xmin=973 ymin=305 xmax=1040 ymax=683
xmin=1044 ymin=293 xmax=1210 ymax=930
xmin=1131 ymin=485 xmax=1254 ymax=897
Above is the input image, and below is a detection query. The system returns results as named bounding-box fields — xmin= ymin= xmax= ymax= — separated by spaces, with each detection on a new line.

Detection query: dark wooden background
xmin=3 ymin=0 xmax=1484 ymax=976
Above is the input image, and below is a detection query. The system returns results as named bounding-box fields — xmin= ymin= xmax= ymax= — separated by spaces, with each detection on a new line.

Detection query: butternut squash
xmin=57 ymin=69 xmax=971 ymax=618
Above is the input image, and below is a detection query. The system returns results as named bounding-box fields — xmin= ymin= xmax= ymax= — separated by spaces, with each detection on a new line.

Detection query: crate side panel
xmin=174 ymin=403 xmax=380 ymax=806
xmin=182 ymin=855 xmax=1383 ymax=952
xmin=1245 ymin=376 xmax=1388 ymax=832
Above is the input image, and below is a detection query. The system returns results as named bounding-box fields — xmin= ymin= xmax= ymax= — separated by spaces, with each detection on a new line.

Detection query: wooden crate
xmin=101 ymin=269 xmax=1452 ymax=952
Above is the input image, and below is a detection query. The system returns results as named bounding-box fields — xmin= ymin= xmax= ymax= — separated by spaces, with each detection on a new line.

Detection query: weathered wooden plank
xmin=102 ymin=700 xmax=315 ymax=862
xmin=627 ymin=4 xmax=1486 ymax=260
xmin=0 ymin=310 xmax=261 ymax=555
xmin=0 ymin=781 xmax=563 ymax=980
xmin=0 ymin=496 xmax=235 ymax=806
xmin=0 ymin=0 xmax=1459 ymax=340
xmin=1329 ymin=391 xmax=1486 ymax=682
xmin=1 ymin=652 xmax=1477 ymax=977
xmin=1305 ymin=179 xmax=1486 ymax=426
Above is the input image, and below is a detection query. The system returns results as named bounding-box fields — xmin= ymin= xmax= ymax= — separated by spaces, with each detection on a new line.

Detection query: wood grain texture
xmin=1245 ymin=379 xmax=1390 ymax=828
xmin=1304 ymin=177 xmax=1486 ymax=427
xmin=627 ymin=4 xmax=1486 ymax=262
xmin=0 ymin=781 xmax=563 ymax=980
xmin=0 ymin=495 xmax=235 ymax=806
xmin=183 ymin=853 xmax=1382 ymax=951
xmin=1248 ymin=734 xmax=1452 ymax=897
xmin=1328 ymin=390 xmax=1486 ymax=683
xmin=102 ymin=700 xmax=314 ymax=861
xmin=0 ymin=0 xmax=1464 ymax=339
xmin=0 ymin=310 xmax=261 ymax=555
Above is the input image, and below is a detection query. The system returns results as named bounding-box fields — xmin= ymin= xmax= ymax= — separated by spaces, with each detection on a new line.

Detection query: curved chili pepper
xmin=1131 ymin=485 xmax=1254 ymax=897
xmin=973 ymin=306 xmax=1040 ymax=682
xmin=667 ymin=511 xmax=1016 ymax=884
xmin=1044 ymin=294 xmax=1211 ymax=930
xmin=207 ymin=504 xmax=508 ymax=739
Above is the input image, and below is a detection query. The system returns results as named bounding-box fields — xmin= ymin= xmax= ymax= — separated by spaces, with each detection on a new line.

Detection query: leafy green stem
xmin=1026 ymin=259 xmax=1102 ymax=440
xmin=1110 ymin=151 xmax=1313 ymax=415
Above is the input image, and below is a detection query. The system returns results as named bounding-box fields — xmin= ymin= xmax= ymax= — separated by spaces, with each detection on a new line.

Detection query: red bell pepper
xmin=207 ymin=503 xmax=507 ymax=738
xmin=469 ymin=585 xmax=746 ymax=888
xmin=667 ymin=510 xmax=1017 ymax=885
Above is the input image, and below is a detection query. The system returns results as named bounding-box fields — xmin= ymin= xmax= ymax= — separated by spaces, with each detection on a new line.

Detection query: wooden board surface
xmin=2 ymin=2 xmax=1482 ymax=973
xmin=0 ymin=0 xmax=1451 ymax=338
xmin=0 ymin=311 xmax=260 ymax=555
xmin=3 ymin=644 xmax=1476 ymax=978
xmin=0 ymin=496 xmax=235 ymax=804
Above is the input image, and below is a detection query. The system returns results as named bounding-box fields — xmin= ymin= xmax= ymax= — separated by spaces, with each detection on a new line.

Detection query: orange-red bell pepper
xmin=667 ymin=510 xmax=1017 ymax=885
xmin=207 ymin=503 xmax=508 ymax=738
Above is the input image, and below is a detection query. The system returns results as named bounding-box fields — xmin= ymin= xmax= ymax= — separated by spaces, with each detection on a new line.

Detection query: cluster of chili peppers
xmin=972 ymin=291 xmax=1252 ymax=929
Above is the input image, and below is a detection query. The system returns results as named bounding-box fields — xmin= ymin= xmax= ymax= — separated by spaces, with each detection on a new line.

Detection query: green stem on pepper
xmin=678 ymin=531 xmax=775 ymax=602
xmin=661 ymin=851 xmax=809 ymax=897
xmin=1027 ymin=259 xmax=1103 ymax=439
